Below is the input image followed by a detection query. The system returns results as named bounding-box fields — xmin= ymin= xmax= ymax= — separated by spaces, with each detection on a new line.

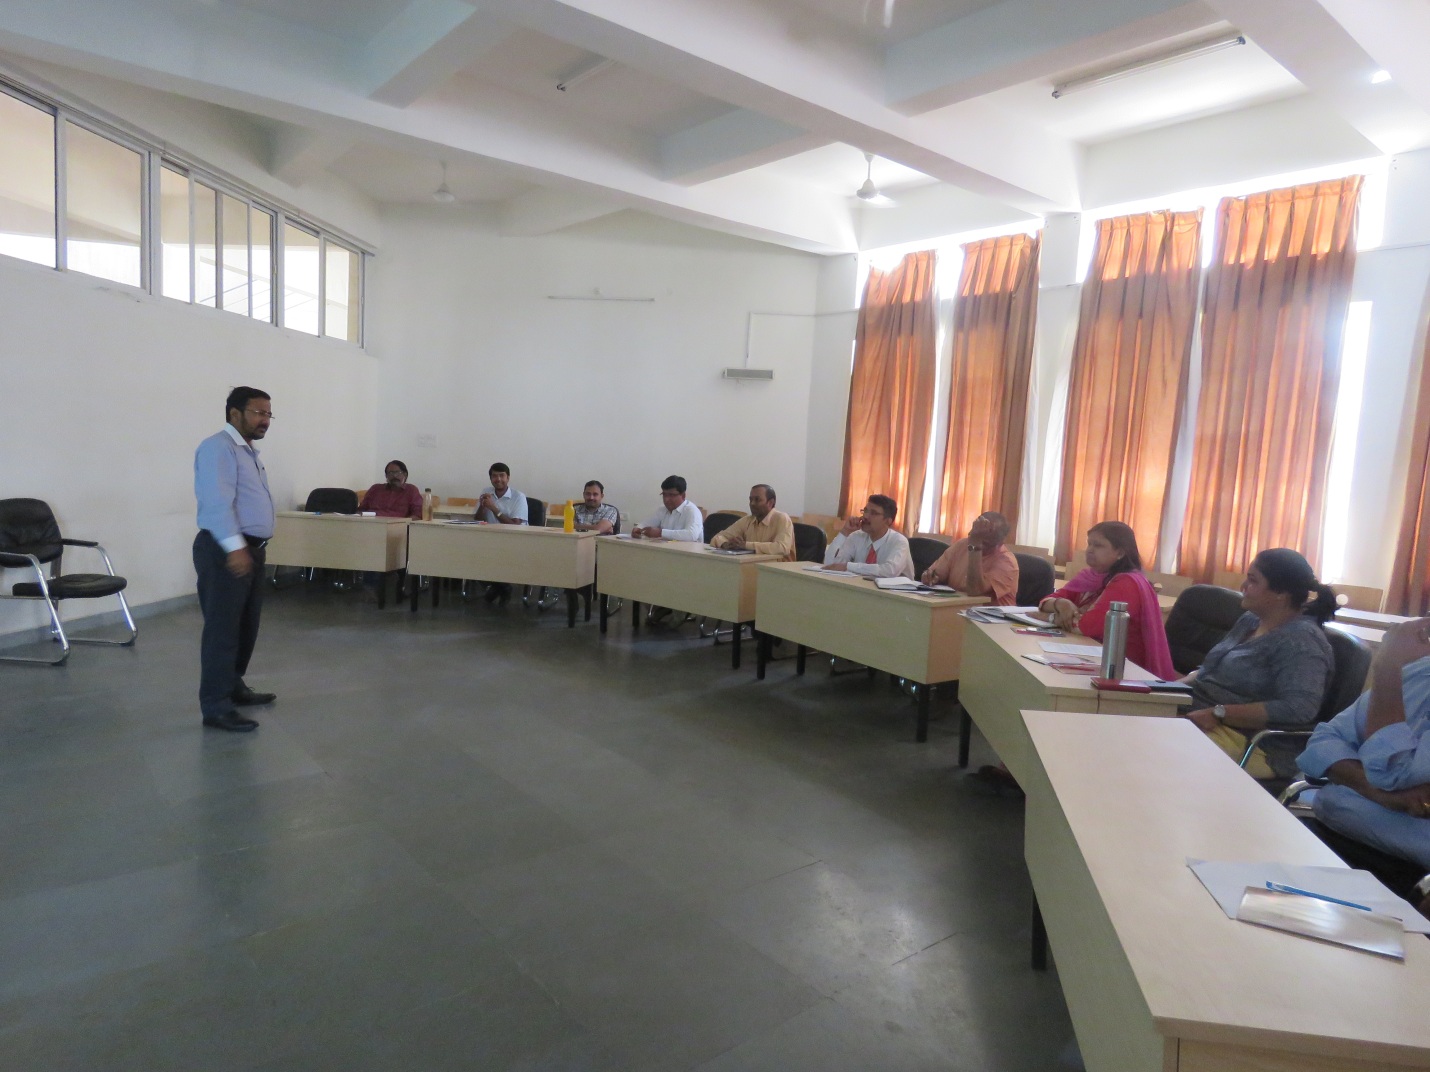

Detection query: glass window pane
xmin=283 ymin=223 xmax=319 ymax=335
xmin=0 ymin=92 xmax=56 ymax=267
xmin=252 ymin=206 xmax=273 ymax=322
xmin=65 ymin=122 xmax=141 ymax=286
xmin=324 ymin=241 xmax=359 ymax=342
xmin=194 ymin=182 xmax=217 ymax=307
xmin=220 ymin=193 xmax=249 ymax=316
xmin=159 ymin=166 xmax=190 ymax=301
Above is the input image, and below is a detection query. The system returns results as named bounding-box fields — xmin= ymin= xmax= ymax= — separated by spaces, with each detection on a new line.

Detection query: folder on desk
xmin=1236 ymin=887 xmax=1406 ymax=960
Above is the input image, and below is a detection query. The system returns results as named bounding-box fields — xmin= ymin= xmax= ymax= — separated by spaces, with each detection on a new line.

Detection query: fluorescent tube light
xmin=1052 ymin=33 xmax=1246 ymax=99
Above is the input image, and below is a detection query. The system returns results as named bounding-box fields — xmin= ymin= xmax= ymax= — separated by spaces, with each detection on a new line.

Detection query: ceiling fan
xmin=855 ymin=152 xmax=894 ymax=205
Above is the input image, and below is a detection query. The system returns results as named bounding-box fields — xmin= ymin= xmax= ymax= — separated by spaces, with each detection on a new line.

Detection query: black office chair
xmin=908 ymin=536 xmax=949 ymax=580
xmin=793 ymin=522 xmax=826 ymax=563
xmin=1163 ymin=583 xmax=1245 ymax=675
xmin=303 ymin=487 xmax=359 ymax=513
xmin=703 ymin=511 xmax=743 ymax=544
xmin=1013 ymin=553 xmax=1055 ymax=606
xmin=0 ymin=497 xmax=136 ymax=665
xmin=526 ymin=497 xmax=546 ymax=527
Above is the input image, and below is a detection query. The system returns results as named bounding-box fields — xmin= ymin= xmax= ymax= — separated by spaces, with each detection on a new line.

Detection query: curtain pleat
xmin=1178 ymin=177 xmax=1362 ymax=582
xmin=839 ymin=249 xmax=938 ymax=531
xmin=1388 ymin=318 xmax=1430 ymax=615
xmin=1054 ymin=211 xmax=1203 ymax=567
xmin=932 ymin=233 xmax=1040 ymax=537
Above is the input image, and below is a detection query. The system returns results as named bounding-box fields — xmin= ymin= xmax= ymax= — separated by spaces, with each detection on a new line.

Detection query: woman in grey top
xmin=1177 ymin=548 xmax=1337 ymax=779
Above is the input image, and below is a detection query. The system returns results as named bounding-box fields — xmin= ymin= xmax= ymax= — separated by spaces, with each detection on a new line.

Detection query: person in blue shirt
xmin=1299 ymin=616 xmax=1430 ymax=872
xmin=193 ymin=386 xmax=277 ymax=732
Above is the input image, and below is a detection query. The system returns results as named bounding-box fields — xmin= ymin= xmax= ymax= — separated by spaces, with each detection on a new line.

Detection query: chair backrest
xmin=704 ymin=511 xmax=743 ymax=543
xmin=305 ymin=487 xmax=359 ymax=514
xmin=445 ymin=496 xmax=478 ymax=508
xmin=1010 ymin=543 xmax=1053 ymax=562
xmin=1146 ymin=571 xmax=1194 ymax=596
xmin=1013 ymin=553 xmax=1055 ymax=606
xmin=1062 ymin=550 xmax=1087 ymax=576
xmin=526 ymin=497 xmax=545 ymax=527
xmin=1321 ymin=625 xmax=1373 ymax=721
xmin=1163 ymin=584 xmax=1246 ymax=675
xmin=1334 ymin=585 xmax=1385 ymax=613
xmin=606 ymin=506 xmax=622 ymax=536
xmin=793 ymin=522 xmax=826 ymax=563
xmin=0 ymin=498 xmax=62 ymax=564
xmin=908 ymin=536 xmax=949 ymax=580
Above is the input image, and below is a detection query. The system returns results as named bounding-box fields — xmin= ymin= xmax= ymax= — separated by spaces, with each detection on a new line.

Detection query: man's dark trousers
xmin=194 ymin=530 xmax=265 ymax=719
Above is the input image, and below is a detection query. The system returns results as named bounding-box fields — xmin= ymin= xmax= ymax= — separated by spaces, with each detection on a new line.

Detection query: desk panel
xmin=407 ymin=522 xmax=595 ymax=589
xmin=265 ymin=512 xmax=407 ymax=572
xmin=595 ymin=538 xmax=776 ymax=623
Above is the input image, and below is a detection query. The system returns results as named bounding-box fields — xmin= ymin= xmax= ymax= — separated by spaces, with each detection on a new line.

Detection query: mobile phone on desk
xmin=1090 ymin=678 xmax=1152 ymax=692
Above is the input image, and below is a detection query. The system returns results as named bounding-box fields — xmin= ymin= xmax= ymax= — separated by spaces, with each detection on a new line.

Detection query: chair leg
xmin=0 ymin=592 xmax=71 ymax=665
xmin=68 ymin=589 xmax=139 ymax=647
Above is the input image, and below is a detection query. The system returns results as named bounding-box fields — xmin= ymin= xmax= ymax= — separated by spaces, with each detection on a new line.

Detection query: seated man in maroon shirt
xmin=360 ymin=460 xmax=423 ymax=519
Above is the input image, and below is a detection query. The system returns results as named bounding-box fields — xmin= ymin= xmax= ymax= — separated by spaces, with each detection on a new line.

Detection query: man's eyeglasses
xmin=245 ymin=408 xmax=274 ymax=420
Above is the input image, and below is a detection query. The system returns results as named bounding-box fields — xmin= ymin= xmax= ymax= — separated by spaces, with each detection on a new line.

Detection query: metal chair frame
xmin=0 ymin=541 xmax=137 ymax=665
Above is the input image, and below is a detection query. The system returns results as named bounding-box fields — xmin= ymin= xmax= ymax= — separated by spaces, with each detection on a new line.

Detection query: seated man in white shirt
xmin=475 ymin=461 xmax=528 ymax=604
xmin=823 ymin=494 xmax=914 ymax=578
xmin=631 ymin=475 xmax=702 ymax=541
xmin=631 ymin=474 xmax=702 ymax=623
xmin=476 ymin=462 xmax=529 ymax=525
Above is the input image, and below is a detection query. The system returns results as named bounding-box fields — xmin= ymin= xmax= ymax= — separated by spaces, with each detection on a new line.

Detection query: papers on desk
xmin=802 ymin=564 xmax=845 ymax=574
xmin=1188 ymin=858 xmax=1430 ymax=934
xmin=707 ymin=547 xmax=755 ymax=556
xmin=1236 ymin=887 xmax=1406 ymax=960
xmin=1039 ymin=641 xmax=1102 ymax=657
xmin=963 ymin=605 xmax=1044 ymax=625
xmin=873 ymin=577 xmax=958 ymax=594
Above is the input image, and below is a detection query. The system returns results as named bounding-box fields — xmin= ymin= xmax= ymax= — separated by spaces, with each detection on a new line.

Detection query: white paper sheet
xmin=1188 ymin=858 xmax=1430 ymax=933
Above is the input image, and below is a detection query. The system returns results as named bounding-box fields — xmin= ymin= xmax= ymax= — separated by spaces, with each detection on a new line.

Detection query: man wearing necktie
xmin=193 ymin=386 xmax=278 ymax=732
xmin=822 ymin=494 xmax=914 ymax=578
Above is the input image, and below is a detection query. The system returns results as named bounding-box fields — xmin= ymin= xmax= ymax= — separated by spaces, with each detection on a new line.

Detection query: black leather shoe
xmin=203 ymin=711 xmax=259 ymax=732
xmin=232 ymin=686 xmax=277 ymax=706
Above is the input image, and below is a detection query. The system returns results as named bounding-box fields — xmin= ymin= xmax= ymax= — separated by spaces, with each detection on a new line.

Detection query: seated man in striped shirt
xmin=823 ymin=494 xmax=913 ymax=578
xmin=573 ymin=479 xmax=619 ymax=533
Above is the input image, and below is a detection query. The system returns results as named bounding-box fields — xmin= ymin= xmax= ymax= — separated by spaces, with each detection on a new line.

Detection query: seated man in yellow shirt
xmin=921 ymin=511 xmax=1020 ymax=604
xmin=709 ymin=484 xmax=795 ymax=561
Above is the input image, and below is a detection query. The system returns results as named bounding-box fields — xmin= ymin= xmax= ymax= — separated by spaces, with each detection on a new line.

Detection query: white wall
xmin=365 ymin=206 xmax=824 ymax=519
xmin=0 ymin=255 xmax=379 ymax=636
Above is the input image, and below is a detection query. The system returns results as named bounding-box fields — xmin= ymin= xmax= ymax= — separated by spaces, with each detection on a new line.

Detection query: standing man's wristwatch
xmin=1213 ymin=704 xmax=1227 ymax=722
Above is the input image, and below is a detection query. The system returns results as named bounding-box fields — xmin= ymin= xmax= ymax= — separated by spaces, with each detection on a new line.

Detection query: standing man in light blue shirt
xmin=193 ymin=386 xmax=277 ymax=732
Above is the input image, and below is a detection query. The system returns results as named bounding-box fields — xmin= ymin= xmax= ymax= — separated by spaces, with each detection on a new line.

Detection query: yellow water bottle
xmin=562 ymin=499 xmax=575 ymax=533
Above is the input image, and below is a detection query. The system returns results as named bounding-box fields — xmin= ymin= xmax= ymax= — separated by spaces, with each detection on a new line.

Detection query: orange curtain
xmin=932 ymin=232 xmax=1040 ymax=537
xmin=1388 ymin=322 xmax=1430 ymax=615
xmin=1054 ymin=211 xmax=1202 ymax=567
xmin=1178 ymin=177 xmax=1362 ymax=582
xmin=840 ymin=249 xmax=938 ymax=531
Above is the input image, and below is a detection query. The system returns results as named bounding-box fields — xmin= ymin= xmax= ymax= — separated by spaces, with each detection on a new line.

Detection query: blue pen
xmin=1265 ymin=881 xmax=1372 ymax=912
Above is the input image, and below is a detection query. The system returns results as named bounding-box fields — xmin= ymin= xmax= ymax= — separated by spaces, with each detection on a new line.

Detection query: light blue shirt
xmin=1299 ymin=656 xmax=1430 ymax=868
xmin=476 ymin=485 xmax=529 ymax=524
xmin=195 ymin=424 xmax=275 ymax=553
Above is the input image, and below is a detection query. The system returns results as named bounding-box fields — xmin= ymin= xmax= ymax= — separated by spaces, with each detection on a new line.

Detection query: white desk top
xmin=1024 ymin=710 xmax=1430 ymax=1065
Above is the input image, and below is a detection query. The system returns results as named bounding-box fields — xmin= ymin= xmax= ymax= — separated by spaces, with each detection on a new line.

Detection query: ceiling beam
xmin=489 ymin=0 xmax=1081 ymax=211
xmin=659 ymin=108 xmax=826 ymax=185
xmin=357 ymin=1 xmax=519 ymax=107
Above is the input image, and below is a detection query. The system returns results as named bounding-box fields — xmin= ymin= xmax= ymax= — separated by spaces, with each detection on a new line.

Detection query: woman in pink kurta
xmin=1039 ymin=521 xmax=1176 ymax=680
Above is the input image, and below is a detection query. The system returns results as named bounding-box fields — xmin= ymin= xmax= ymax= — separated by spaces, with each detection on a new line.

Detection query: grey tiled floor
xmin=0 ymin=584 xmax=1074 ymax=1070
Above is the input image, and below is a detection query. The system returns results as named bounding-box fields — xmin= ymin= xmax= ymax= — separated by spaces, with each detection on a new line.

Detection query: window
xmin=324 ymin=240 xmax=360 ymax=342
xmin=0 ymin=75 xmax=367 ymax=344
xmin=159 ymin=165 xmax=190 ymax=301
xmin=283 ymin=223 xmax=320 ymax=335
xmin=64 ymin=121 xmax=142 ymax=287
xmin=0 ymin=90 xmax=55 ymax=268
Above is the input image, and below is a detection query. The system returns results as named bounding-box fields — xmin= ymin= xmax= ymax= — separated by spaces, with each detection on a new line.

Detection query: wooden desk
xmin=1331 ymin=621 xmax=1386 ymax=649
xmin=431 ymin=504 xmax=474 ymax=521
xmin=957 ymin=619 xmax=1185 ymax=777
xmin=405 ymin=522 xmax=596 ymax=627
xmin=265 ymin=512 xmax=409 ymax=608
xmin=1335 ymin=607 xmax=1412 ymax=630
xmin=594 ymin=538 xmax=780 ymax=668
xmin=1021 ymin=710 xmax=1430 ymax=1072
xmin=752 ymin=562 xmax=986 ymax=742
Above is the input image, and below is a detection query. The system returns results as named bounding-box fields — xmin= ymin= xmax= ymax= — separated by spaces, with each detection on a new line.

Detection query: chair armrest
xmin=61 ymin=538 xmax=99 ymax=548
xmin=0 ymin=551 xmax=41 ymax=570
xmin=1279 ymin=777 xmax=1328 ymax=805
xmin=1238 ymin=727 xmax=1314 ymax=768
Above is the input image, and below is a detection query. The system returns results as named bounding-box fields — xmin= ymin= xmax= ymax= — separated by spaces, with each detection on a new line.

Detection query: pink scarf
xmin=1062 ymin=567 xmax=1176 ymax=680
